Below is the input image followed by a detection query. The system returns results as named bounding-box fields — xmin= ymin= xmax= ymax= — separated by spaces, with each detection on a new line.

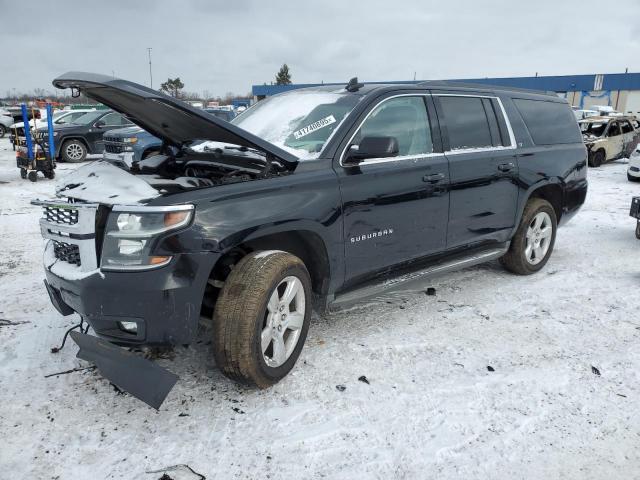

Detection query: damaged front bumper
xmin=70 ymin=331 xmax=178 ymax=409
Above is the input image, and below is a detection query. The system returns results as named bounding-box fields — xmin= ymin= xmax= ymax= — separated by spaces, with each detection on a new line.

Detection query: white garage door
xmin=624 ymin=91 xmax=640 ymax=116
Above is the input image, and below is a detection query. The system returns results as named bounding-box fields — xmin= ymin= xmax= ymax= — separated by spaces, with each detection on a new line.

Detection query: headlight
xmin=52 ymin=132 xmax=59 ymax=137
xmin=122 ymin=137 xmax=138 ymax=144
xmin=100 ymin=205 xmax=194 ymax=271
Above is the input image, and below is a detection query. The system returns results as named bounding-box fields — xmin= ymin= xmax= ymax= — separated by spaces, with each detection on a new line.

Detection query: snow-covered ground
xmin=0 ymin=136 xmax=639 ymax=479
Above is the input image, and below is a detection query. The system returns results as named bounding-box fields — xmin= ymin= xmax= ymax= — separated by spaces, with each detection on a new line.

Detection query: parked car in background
xmin=0 ymin=108 xmax=13 ymax=138
xmin=34 ymin=72 xmax=587 ymax=407
xmin=203 ymin=107 xmax=236 ymax=122
xmin=9 ymin=109 xmax=96 ymax=146
xmin=5 ymin=106 xmax=41 ymax=123
xmin=34 ymin=110 xmax=133 ymax=162
xmin=103 ymin=126 xmax=162 ymax=168
xmin=573 ymin=109 xmax=598 ymax=121
xmin=579 ymin=116 xmax=640 ymax=167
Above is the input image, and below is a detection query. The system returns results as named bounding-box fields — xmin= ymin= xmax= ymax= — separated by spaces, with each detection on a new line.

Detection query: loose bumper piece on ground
xmin=70 ymin=331 xmax=178 ymax=409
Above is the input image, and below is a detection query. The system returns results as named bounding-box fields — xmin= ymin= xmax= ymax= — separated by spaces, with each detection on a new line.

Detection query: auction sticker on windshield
xmin=293 ymin=115 xmax=336 ymax=139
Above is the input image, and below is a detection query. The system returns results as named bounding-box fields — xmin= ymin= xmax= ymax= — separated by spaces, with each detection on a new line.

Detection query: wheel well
xmin=529 ymin=184 xmax=563 ymax=221
xmin=201 ymin=230 xmax=331 ymax=317
xmin=142 ymin=147 xmax=161 ymax=159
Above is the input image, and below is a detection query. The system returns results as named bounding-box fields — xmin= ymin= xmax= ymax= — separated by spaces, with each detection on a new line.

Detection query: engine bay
xmin=128 ymin=143 xmax=294 ymax=194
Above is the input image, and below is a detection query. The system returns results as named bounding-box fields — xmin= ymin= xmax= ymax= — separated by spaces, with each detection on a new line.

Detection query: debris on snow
xmin=358 ymin=375 xmax=370 ymax=384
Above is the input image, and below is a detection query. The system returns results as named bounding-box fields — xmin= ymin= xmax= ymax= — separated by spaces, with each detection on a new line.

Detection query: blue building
xmin=252 ymin=72 xmax=640 ymax=115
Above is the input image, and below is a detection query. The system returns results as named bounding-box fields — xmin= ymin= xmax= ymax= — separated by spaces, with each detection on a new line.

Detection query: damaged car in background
xmin=33 ymin=72 xmax=587 ymax=408
xmin=579 ymin=115 xmax=640 ymax=167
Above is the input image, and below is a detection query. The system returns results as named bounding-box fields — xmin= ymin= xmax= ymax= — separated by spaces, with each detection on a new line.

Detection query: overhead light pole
xmin=147 ymin=47 xmax=153 ymax=89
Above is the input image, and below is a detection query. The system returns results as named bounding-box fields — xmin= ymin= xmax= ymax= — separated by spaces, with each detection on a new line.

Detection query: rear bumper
xmin=44 ymin=251 xmax=217 ymax=346
xmin=70 ymin=331 xmax=178 ymax=409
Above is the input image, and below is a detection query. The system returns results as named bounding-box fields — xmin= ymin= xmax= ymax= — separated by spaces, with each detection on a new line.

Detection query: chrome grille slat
xmin=32 ymin=199 xmax=99 ymax=272
xmin=44 ymin=205 xmax=79 ymax=225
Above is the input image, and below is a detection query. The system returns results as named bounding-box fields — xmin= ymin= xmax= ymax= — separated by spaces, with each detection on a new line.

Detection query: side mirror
xmin=94 ymin=120 xmax=105 ymax=128
xmin=344 ymin=136 xmax=399 ymax=164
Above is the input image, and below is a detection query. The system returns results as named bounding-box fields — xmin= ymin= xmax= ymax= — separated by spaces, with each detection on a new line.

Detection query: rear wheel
xmin=61 ymin=139 xmax=87 ymax=163
xmin=589 ymin=149 xmax=605 ymax=167
xmin=501 ymin=198 xmax=557 ymax=275
xmin=212 ymin=251 xmax=312 ymax=387
xmin=0 ymin=124 xmax=6 ymax=138
xmin=20 ymin=168 xmax=27 ymax=179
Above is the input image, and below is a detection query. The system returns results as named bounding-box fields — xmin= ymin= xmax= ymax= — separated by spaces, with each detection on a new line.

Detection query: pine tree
xmin=275 ymin=64 xmax=292 ymax=85
xmin=160 ymin=77 xmax=185 ymax=98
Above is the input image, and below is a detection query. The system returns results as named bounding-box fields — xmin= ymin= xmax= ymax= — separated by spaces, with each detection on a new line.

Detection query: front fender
xmin=152 ymin=166 xmax=345 ymax=294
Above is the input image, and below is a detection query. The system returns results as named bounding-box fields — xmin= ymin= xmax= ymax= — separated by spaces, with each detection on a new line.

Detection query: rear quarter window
xmin=513 ymin=98 xmax=582 ymax=145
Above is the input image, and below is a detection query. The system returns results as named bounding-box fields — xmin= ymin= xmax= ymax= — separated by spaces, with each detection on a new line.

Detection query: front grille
xmin=104 ymin=137 xmax=125 ymax=153
xmin=53 ymin=241 xmax=81 ymax=266
xmin=45 ymin=205 xmax=78 ymax=225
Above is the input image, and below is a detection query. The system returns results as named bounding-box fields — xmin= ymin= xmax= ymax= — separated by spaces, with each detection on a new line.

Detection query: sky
xmin=1 ymin=0 xmax=640 ymax=98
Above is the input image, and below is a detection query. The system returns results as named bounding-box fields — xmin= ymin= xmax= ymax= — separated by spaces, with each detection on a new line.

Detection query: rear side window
xmin=438 ymin=96 xmax=494 ymax=150
xmin=513 ymin=98 xmax=581 ymax=145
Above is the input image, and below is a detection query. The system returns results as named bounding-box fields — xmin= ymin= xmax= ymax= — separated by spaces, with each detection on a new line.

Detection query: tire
xmin=0 ymin=124 xmax=6 ymax=138
xmin=61 ymin=139 xmax=87 ymax=163
xmin=501 ymin=198 xmax=557 ymax=275
xmin=588 ymin=149 xmax=605 ymax=168
xmin=44 ymin=170 xmax=55 ymax=180
xmin=636 ymin=222 xmax=640 ymax=240
xmin=20 ymin=168 xmax=27 ymax=179
xmin=28 ymin=170 xmax=38 ymax=182
xmin=628 ymin=173 xmax=640 ymax=182
xmin=212 ymin=251 xmax=312 ymax=387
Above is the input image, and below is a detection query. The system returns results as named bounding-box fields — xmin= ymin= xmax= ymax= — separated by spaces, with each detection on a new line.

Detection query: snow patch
xmin=56 ymin=160 xmax=160 ymax=204
xmin=254 ymin=249 xmax=286 ymax=259
xmin=43 ymin=241 xmax=103 ymax=281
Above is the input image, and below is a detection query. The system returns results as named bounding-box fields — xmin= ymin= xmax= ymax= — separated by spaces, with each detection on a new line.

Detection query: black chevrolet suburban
xmin=35 ymin=72 xmax=587 ymax=408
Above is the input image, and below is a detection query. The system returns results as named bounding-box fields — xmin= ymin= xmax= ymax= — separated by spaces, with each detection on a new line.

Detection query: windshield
xmin=580 ymin=121 xmax=607 ymax=137
xmin=232 ymin=90 xmax=363 ymax=159
xmin=72 ymin=111 xmax=106 ymax=125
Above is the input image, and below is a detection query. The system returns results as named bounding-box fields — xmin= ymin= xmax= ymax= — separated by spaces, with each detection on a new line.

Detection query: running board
xmin=330 ymin=244 xmax=509 ymax=309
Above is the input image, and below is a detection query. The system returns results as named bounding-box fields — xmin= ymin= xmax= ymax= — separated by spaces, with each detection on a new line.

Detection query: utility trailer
xmin=15 ymin=103 xmax=56 ymax=182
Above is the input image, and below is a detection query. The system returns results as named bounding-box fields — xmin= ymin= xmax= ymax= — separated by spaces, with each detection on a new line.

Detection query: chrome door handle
xmin=423 ymin=172 xmax=445 ymax=183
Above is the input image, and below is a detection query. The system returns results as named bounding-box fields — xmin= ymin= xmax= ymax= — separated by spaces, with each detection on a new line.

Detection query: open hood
xmin=52 ymin=72 xmax=298 ymax=166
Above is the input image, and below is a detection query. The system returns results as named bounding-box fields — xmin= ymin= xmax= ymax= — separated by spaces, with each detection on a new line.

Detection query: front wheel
xmin=501 ymin=198 xmax=557 ymax=275
xmin=588 ymin=149 xmax=605 ymax=168
xmin=61 ymin=139 xmax=87 ymax=163
xmin=212 ymin=251 xmax=312 ymax=387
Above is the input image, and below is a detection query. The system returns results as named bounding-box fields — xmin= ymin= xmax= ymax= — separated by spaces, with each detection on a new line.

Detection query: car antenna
xmin=345 ymin=77 xmax=364 ymax=92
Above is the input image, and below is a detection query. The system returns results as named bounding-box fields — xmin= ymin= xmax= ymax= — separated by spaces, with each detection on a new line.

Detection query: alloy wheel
xmin=261 ymin=276 xmax=306 ymax=368
xmin=525 ymin=211 xmax=553 ymax=265
xmin=66 ymin=143 xmax=84 ymax=161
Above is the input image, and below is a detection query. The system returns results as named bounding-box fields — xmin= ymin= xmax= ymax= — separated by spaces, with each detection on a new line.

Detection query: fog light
xmin=118 ymin=321 xmax=138 ymax=334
